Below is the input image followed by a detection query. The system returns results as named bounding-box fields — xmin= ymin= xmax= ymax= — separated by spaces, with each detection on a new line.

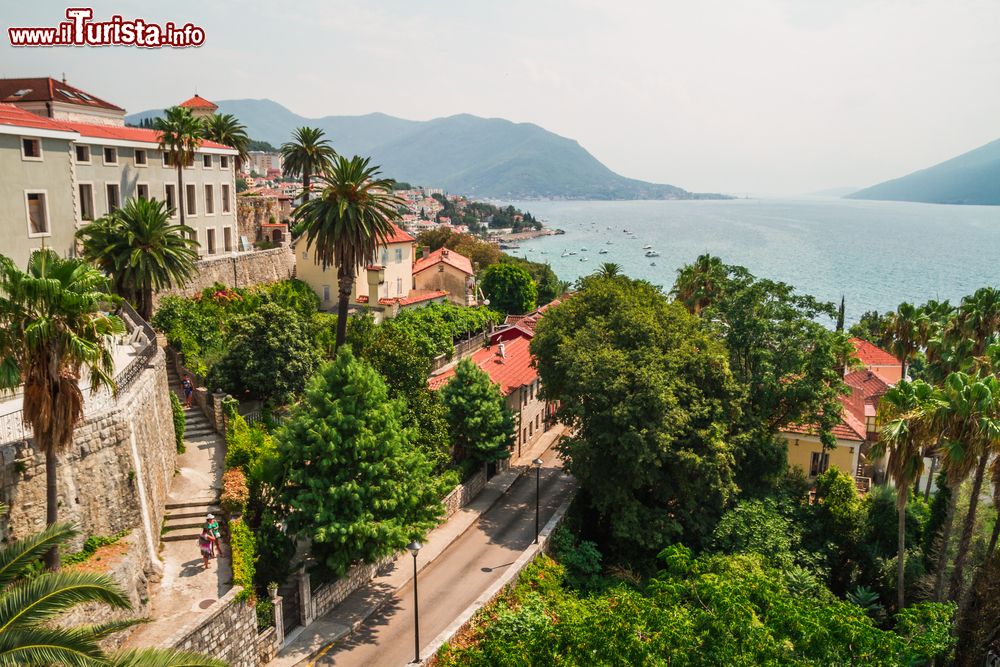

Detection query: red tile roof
xmin=844 ymin=370 xmax=889 ymax=407
xmin=784 ymin=370 xmax=890 ymax=443
xmin=429 ymin=335 xmax=537 ymax=395
xmin=502 ymin=299 xmax=563 ymax=332
xmin=178 ymin=95 xmax=218 ymax=110
xmin=0 ymin=103 xmax=74 ymax=132
xmin=0 ymin=77 xmax=124 ymax=111
xmin=355 ymin=289 xmax=447 ymax=307
xmin=57 ymin=120 xmax=232 ymax=150
xmin=239 ymin=187 xmax=292 ymax=200
xmin=850 ymin=338 xmax=900 ymax=367
xmin=412 ymin=248 xmax=474 ymax=276
xmin=384 ymin=223 xmax=414 ymax=245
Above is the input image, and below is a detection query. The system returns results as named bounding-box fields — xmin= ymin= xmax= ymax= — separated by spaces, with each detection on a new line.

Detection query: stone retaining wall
xmin=0 ymin=348 xmax=175 ymax=550
xmin=312 ymin=554 xmax=395 ymax=620
xmin=442 ymin=469 xmax=487 ymax=519
xmin=166 ymin=586 xmax=258 ymax=667
xmin=153 ymin=246 xmax=294 ymax=305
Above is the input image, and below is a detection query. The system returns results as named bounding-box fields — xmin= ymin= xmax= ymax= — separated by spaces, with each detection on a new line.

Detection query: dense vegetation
xmin=429 ymin=194 xmax=541 ymax=233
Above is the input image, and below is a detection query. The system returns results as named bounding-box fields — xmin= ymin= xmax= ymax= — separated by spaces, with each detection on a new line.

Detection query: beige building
xmin=412 ymin=247 xmax=477 ymax=306
xmin=0 ymin=80 xmax=239 ymax=268
xmin=294 ymin=224 xmax=447 ymax=322
xmin=0 ymin=77 xmax=125 ymax=126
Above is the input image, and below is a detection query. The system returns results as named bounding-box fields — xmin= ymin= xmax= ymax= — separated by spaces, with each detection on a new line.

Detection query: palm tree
xmin=596 ymin=262 xmax=622 ymax=279
xmin=881 ymin=302 xmax=925 ymax=380
xmin=154 ymin=106 xmax=203 ymax=227
xmin=77 ymin=198 xmax=200 ymax=320
xmin=293 ymin=155 xmax=404 ymax=349
xmin=202 ymin=112 xmax=250 ymax=171
xmin=932 ymin=372 xmax=1000 ymax=602
xmin=280 ymin=127 xmax=336 ymax=203
xmin=956 ymin=287 xmax=1000 ymax=359
xmin=0 ymin=519 xmax=223 ymax=666
xmin=672 ymin=253 xmax=727 ymax=315
xmin=0 ymin=251 xmax=125 ymax=570
xmin=875 ymin=379 xmax=936 ymax=609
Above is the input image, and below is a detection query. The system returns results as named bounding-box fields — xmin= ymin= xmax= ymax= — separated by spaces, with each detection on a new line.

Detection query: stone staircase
xmin=162 ymin=363 xmax=223 ymax=543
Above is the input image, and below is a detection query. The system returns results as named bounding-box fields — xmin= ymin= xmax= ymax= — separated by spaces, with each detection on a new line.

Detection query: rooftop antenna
xmin=61 ymin=73 xmax=67 ymax=84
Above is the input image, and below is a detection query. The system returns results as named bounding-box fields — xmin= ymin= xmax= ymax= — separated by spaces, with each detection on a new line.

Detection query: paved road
xmin=311 ymin=448 xmax=574 ymax=666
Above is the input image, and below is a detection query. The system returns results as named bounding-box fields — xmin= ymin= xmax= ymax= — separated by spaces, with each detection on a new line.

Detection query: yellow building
xmin=412 ymin=247 xmax=477 ymax=306
xmin=293 ymin=224 xmax=447 ymax=322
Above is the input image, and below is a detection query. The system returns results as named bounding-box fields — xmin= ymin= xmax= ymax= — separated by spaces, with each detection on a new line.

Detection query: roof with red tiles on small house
xmin=501 ymin=298 xmax=564 ymax=333
xmin=850 ymin=337 xmax=901 ymax=367
xmin=490 ymin=324 xmax=535 ymax=344
xmin=844 ymin=370 xmax=890 ymax=407
xmin=428 ymin=334 xmax=537 ymax=395
xmin=412 ymin=247 xmax=474 ymax=276
xmin=384 ymin=223 xmax=415 ymax=245
xmin=0 ymin=77 xmax=124 ymax=111
xmin=0 ymin=103 xmax=76 ymax=133
xmin=784 ymin=370 xmax=883 ymax=443
xmin=178 ymin=94 xmax=218 ymax=110
xmin=239 ymin=187 xmax=292 ymax=200
xmin=56 ymin=120 xmax=233 ymax=150
xmin=355 ymin=289 xmax=447 ymax=307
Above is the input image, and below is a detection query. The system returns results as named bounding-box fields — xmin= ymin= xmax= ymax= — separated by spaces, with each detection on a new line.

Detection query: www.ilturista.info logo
xmin=8 ymin=8 xmax=205 ymax=48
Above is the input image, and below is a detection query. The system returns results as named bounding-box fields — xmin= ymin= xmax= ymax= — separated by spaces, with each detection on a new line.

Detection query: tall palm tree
xmin=932 ymin=372 xmax=1000 ymax=602
xmin=280 ymin=127 xmax=336 ymax=203
xmin=0 ymin=519 xmax=223 ymax=666
xmin=596 ymin=262 xmax=622 ymax=279
xmin=875 ymin=379 xmax=937 ymax=609
xmin=881 ymin=302 xmax=925 ymax=380
xmin=77 ymin=198 xmax=200 ymax=320
xmin=0 ymin=251 xmax=124 ymax=570
xmin=201 ymin=112 xmax=250 ymax=171
xmin=672 ymin=253 xmax=727 ymax=315
xmin=154 ymin=106 xmax=203 ymax=227
xmin=292 ymin=155 xmax=403 ymax=349
xmin=956 ymin=287 xmax=1000 ymax=359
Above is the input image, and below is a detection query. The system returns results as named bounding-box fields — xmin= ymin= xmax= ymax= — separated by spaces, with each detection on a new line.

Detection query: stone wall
xmin=312 ymin=555 xmax=395 ymax=619
xmin=166 ymin=586 xmax=259 ymax=667
xmin=441 ymin=469 xmax=487 ymax=519
xmin=0 ymin=347 xmax=176 ymax=552
xmin=237 ymin=194 xmax=290 ymax=243
xmin=256 ymin=627 xmax=277 ymax=665
xmin=153 ymin=246 xmax=295 ymax=305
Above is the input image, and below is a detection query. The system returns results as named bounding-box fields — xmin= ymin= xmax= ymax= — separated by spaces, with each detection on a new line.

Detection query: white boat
xmin=579 ymin=257 xmax=588 ymax=262
xmin=650 ymin=261 xmax=656 ymax=266
xmin=642 ymin=244 xmax=652 ymax=250
xmin=645 ymin=250 xmax=660 ymax=257
xmin=623 ymin=229 xmax=631 ymax=233
xmin=561 ymin=251 xmax=570 ymax=257
xmin=598 ymin=249 xmax=609 ymax=254
xmin=606 ymin=240 xmax=614 ymax=245
xmin=569 ymin=251 xmax=577 ymax=255
xmin=580 ymin=247 xmax=588 ymax=251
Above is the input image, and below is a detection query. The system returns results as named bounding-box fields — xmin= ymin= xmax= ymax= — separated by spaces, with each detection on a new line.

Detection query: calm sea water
xmin=504 ymin=198 xmax=1000 ymax=323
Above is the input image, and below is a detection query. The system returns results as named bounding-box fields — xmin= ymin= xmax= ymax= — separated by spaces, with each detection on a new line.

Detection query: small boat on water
xmin=581 ymin=247 xmax=588 ymax=251
xmin=561 ymin=251 xmax=570 ymax=257
xmin=580 ymin=257 xmax=588 ymax=262
xmin=645 ymin=250 xmax=660 ymax=257
xmin=606 ymin=240 xmax=614 ymax=245
xmin=598 ymin=249 xmax=609 ymax=254
xmin=650 ymin=261 xmax=656 ymax=266
xmin=569 ymin=251 xmax=577 ymax=256
xmin=606 ymin=226 xmax=612 ymax=230
xmin=623 ymin=228 xmax=631 ymax=234
xmin=642 ymin=244 xmax=652 ymax=250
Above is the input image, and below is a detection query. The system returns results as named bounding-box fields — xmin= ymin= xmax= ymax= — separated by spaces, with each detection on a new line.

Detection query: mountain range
xmin=848 ymin=138 xmax=1000 ymax=205
xmin=127 ymin=99 xmax=729 ymax=201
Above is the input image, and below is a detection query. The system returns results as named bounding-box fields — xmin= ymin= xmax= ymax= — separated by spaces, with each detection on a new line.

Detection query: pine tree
xmin=440 ymin=358 xmax=515 ymax=465
xmin=274 ymin=349 xmax=448 ymax=575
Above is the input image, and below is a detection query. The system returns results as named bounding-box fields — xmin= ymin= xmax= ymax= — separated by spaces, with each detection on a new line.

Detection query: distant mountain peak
xmin=127 ymin=99 xmax=729 ymax=200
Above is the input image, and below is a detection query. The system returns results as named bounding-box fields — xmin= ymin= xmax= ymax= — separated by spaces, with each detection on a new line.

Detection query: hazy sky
xmin=4 ymin=1 xmax=999 ymax=195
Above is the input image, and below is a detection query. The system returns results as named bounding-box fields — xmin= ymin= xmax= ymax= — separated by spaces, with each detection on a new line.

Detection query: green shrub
xmin=224 ymin=412 xmax=277 ymax=484
xmin=254 ymin=514 xmax=295 ymax=593
xmin=229 ymin=517 xmax=257 ymax=602
xmin=549 ymin=526 xmax=603 ymax=591
xmin=169 ymin=391 xmax=185 ymax=453
xmin=255 ymin=597 xmax=275 ymax=631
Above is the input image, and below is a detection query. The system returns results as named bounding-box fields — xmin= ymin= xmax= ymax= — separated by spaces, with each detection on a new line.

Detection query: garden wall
xmin=165 ymin=586 xmax=259 ymax=667
xmin=153 ymin=246 xmax=294 ymax=305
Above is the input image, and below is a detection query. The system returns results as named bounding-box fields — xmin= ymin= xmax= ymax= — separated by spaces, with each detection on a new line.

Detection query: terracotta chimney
xmin=366 ymin=265 xmax=384 ymax=304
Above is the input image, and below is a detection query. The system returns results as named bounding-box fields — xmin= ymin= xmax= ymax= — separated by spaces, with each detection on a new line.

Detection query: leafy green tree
xmin=280 ymin=126 xmax=336 ymax=201
xmin=154 ymin=106 xmax=203 ymax=227
xmin=0 ymin=520 xmax=223 ymax=666
xmin=201 ymin=112 xmax=250 ymax=170
xmin=500 ymin=256 xmax=567 ymax=305
xmin=208 ymin=303 xmax=319 ymax=404
xmin=809 ymin=468 xmax=867 ymax=594
xmin=480 ymin=263 xmax=536 ymax=315
xmin=440 ymin=358 xmax=515 ymax=466
xmin=531 ymin=275 xmax=740 ymax=556
xmin=681 ymin=257 xmax=849 ymax=496
xmin=76 ymin=197 xmax=199 ymax=319
xmin=0 ymin=251 xmax=124 ymax=570
xmin=711 ymin=499 xmax=799 ymax=569
xmin=293 ymin=155 xmax=403 ymax=348
xmin=273 ymin=349 xmax=448 ymax=575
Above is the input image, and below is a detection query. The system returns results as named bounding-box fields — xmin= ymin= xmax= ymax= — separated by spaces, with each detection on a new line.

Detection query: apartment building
xmin=0 ymin=78 xmax=238 ymax=267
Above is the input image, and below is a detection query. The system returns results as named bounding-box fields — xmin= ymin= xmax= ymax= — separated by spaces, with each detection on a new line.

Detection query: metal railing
xmin=0 ymin=300 xmax=158 ymax=446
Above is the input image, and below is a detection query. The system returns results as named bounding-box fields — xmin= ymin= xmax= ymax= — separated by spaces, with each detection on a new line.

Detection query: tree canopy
xmin=440 ymin=358 xmax=515 ymax=466
xmin=480 ymin=263 xmax=537 ymax=315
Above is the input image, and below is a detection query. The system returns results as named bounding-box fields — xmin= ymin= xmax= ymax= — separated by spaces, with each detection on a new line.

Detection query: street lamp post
xmin=408 ymin=541 xmax=422 ymax=664
xmin=532 ymin=458 xmax=544 ymax=544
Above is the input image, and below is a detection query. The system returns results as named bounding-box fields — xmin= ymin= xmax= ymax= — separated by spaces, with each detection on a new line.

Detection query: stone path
xmin=272 ymin=425 xmax=570 ymax=667
xmin=126 ymin=361 xmax=231 ymax=649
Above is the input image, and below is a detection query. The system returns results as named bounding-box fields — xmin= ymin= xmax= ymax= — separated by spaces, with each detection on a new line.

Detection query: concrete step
xmin=165 ymin=518 xmax=213 ymax=531
xmin=165 ymin=498 xmax=221 ymax=511
xmin=168 ymin=507 xmax=223 ymax=520
xmin=184 ymin=424 xmax=215 ymax=434
xmin=162 ymin=526 xmax=203 ymax=542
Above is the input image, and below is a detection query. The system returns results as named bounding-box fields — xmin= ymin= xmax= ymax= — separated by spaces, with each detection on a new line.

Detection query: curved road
xmin=309 ymin=448 xmax=574 ymax=666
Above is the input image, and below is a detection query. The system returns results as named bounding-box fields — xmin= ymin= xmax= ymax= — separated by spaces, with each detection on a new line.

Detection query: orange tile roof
xmin=57 ymin=120 xmax=232 ymax=150
xmin=844 ymin=370 xmax=889 ymax=407
xmin=784 ymin=370 xmax=889 ymax=443
xmin=0 ymin=103 xmax=74 ymax=132
xmin=429 ymin=335 xmax=537 ymax=395
xmin=412 ymin=247 xmax=474 ymax=276
xmin=384 ymin=223 xmax=415 ymax=245
xmin=179 ymin=94 xmax=218 ymax=110
xmin=850 ymin=337 xmax=901 ymax=367
xmin=356 ymin=289 xmax=447 ymax=307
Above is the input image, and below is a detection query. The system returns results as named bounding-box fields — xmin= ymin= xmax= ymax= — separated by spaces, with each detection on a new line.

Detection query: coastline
xmin=495 ymin=228 xmax=563 ymax=243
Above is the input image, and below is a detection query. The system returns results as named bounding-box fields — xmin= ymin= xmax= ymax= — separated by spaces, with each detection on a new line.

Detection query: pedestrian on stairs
xmin=198 ymin=527 xmax=216 ymax=569
xmin=182 ymin=374 xmax=194 ymax=408
xmin=205 ymin=514 xmax=223 ymax=557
